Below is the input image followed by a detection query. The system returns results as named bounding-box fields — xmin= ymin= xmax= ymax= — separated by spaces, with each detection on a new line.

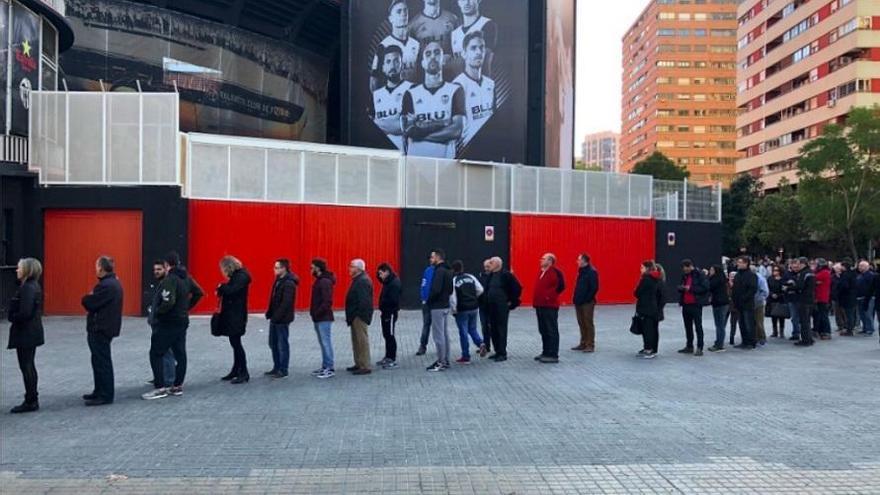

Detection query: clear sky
xmin=575 ymin=0 xmax=649 ymax=152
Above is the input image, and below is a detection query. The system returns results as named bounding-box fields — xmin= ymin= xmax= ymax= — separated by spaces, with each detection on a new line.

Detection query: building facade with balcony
xmin=735 ymin=0 xmax=880 ymax=190
xmin=581 ymin=131 xmax=620 ymax=172
xmin=621 ymin=0 xmax=740 ymax=185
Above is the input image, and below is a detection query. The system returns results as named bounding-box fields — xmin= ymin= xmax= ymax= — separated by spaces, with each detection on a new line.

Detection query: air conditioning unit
xmin=840 ymin=56 xmax=852 ymax=65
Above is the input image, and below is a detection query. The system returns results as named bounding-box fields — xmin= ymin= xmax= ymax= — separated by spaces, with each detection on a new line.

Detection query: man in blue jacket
xmin=417 ymin=257 xmax=434 ymax=355
xmin=855 ymin=261 xmax=876 ymax=336
xmin=572 ymin=253 xmax=599 ymax=353
xmin=81 ymin=256 xmax=124 ymax=406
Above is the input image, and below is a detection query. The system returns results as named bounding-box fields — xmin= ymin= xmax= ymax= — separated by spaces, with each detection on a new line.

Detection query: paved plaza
xmin=1 ymin=305 xmax=878 ymax=494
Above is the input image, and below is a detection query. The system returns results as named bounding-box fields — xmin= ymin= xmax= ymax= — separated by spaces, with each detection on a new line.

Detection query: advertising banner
xmin=10 ymin=2 xmax=40 ymax=136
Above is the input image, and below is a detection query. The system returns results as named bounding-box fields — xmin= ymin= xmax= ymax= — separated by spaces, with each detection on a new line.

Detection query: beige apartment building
xmin=736 ymin=0 xmax=880 ymax=190
xmin=581 ymin=131 xmax=620 ymax=172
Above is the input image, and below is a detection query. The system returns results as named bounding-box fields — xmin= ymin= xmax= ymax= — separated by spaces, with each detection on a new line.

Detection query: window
xmin=40 ymin=20 xmax=59 ymax=91
xmin=710 ymin=29 xmax=736 ymax=37
xmin=658 ymin=12 xmax=676 ymax=19
xmin=659 ymin=28 xmax=675 ymax=36
xmin=694 ymin=29 xmax=707 ymax=36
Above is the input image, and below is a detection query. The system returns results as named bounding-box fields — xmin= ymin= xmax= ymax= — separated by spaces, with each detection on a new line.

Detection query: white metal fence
xmin=653 ymin=179 xmax=722 ymax=223
xmin=29 ymin=91 xmax=179 ymax=184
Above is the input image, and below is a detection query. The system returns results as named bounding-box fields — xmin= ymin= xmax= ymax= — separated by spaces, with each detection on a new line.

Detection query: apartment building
xmin=581 ymin=131 xmax=620 ymax=172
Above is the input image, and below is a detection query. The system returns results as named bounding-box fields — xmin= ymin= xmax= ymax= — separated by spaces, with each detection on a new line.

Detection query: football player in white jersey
xmin=371 ymin=0 xmax=421 ymax=90
xmin=450 ymin=0 xmax=497 ymax=65
xmin=401 ymin=41 xmax=465 ymax=158
xmin=408 ymin=0 xmax=459 ymax=50
xmin=370 ymin=45 xmax=412 ymax=150
xmin=452 ymin=31 xmax=495 ymax=145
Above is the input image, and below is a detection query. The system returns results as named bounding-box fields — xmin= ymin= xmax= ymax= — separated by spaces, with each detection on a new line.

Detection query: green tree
xmin=630 ymin=151 xmax=690 ymax=180
xmin=722 ymin=174 xmax=760 ymax=255
xmin=797 ymin=106 xmax=880 ymax=260
xmin=741 ymin=180 xmax=808 ymax=255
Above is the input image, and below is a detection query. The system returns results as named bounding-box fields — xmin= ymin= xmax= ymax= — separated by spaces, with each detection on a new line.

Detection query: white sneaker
xmin=316 ymin=369 xmax=335 ymax=379
xmin=310 ymin=368 xmax=325 ymax=376
xmin=141 ymin=388 xmax=169 ymax=400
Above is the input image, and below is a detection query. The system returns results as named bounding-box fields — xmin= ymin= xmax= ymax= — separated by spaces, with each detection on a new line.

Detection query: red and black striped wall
xmin=23 ymin=186 xmax=720 ymax=315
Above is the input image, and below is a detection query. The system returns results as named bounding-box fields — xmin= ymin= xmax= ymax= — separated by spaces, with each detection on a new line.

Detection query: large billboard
xmin=10 ymin=1 xmax=40 ymax=136
xmin=60 ymin=0 xmax=329 ymax=142
xmin=544 ymin=0 xmax=575 ymax=169
xmin=348 ymin=0 xmax=529 ymax=163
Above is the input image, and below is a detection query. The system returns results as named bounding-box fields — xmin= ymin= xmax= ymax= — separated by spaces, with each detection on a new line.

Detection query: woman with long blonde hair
xmin=7 ymin=258 xmax=45 ymax=413
xmin=216 ymin=256 xmax=252 ymax=383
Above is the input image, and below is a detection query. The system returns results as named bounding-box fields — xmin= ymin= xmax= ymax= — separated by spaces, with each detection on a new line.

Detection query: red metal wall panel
xmin=188 ymin=200 xmax=401 ymax=314
xmin=43 ymin=210 xmax=143 ymax=316
xmin=510 ymin=215 xmax=656 ymax=305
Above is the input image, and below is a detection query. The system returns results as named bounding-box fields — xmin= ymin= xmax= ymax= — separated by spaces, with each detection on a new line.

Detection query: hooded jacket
xmin=814 ymin=266 xmax=831 ymax=304
xmin=731 ymin=268 xmax=757 ymax=310
xmin=836 ymin=268 xmax=857 ymax=308
xmin=379 ymin=271 xmax=402 ymax=313
xmin=427 ymin=261 xmax=454 ymax=310
xmin=310 ymin=271 xmax=336 ymax=323
xmin=635 ymin=270 xmax=665 ymax=319
xmin=451 ymin=272 xmax=483 ymax=313
xmin=677 ymin=269 xmax=710 ymax=306
xmin=154 ymin=266 xmax=204 ymax=326
xmin=708 ymin=268 xmax=730 ymax=307
xmin=266 ymin=271 xmax=299 ymax=324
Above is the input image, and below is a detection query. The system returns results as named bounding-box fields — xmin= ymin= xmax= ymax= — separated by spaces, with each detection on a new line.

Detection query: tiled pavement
xmin=1 ymin=306 xmax=878 ymax=494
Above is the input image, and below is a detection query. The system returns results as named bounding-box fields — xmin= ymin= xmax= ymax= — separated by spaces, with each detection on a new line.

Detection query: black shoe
xmin=493 ymin=355 xmax=508 ymax=362
xmin=677 ymin=347 xmax=694 ymax=354
xmin=85 ymin=398 xmax=112 ymax=407
xmin=733 ymin=344 xmax=754 ymax=350
xmin=264 ymin=369 xmax=278 ymax=376
xmin=534 ymin=354 xmax=544 ymax=361
xmin=794 ymin=341 xmax=813 ymax=347
xmin=10 ymin=402 xmax=39 ymax=414
xmin=346 ymin=365 xmax=360 ymax=372
xmin=416 ymin=346 xmax=427 ymax=356
xmin=788 ymin=336 xmax=799 ymax=341
xmin=82 ymin=393 xmax=97 ymax=401
xmin=231 ymin=373 xmax=250 ymax=384
xmin=271 ymin=370 xmax=288 ymax=378
xmin=221 ymin=371 xmax=237 ymax=381
xmin=352 ymin=368 xmax=372 ymax=375
xmin=538 ymin=356 xmax=559 ymax=363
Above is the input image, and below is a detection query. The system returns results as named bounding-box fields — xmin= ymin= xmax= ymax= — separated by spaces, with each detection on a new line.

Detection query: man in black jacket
xmin=836 ymin=259 xmax=858 ymax=335
xmin=731 ymin=256 xmax=758 ymax=350
xmin=572 ymin=253 xmax=599 ymax=352
xmin=485 ymin=256 xmax=522 ymax=362
xmin=478 ymin=259 xmax=493 ymax=352
xmin=81 ymin=256 xmax=124 ymax=406
xmin=345 ymin=259 xmax=374 ymax=375
xmin=146 ymin=260 xmax=175 ymax=390
xmin=426 ymin=249 xmax=454 ymax=372
xmin=790 ymin=257 xmax=817 ymax=347
xmin=677 ymin=259 xmax=710 ymax=356
xmin=263 ymin=258 xmax=298 ymax=378
xmin=377 ymin=262 xmax=402 ymax=369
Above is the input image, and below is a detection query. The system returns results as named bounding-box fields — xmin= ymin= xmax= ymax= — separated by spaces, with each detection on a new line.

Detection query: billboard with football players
xmin=347 ymin=0 xmax=529 ymax=163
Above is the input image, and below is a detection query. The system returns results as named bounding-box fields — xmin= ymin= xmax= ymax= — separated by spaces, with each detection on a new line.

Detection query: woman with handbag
xmin=7 ymin=258 xmax=45 ymax=413
xmin=767 ymin=265 xmax=788 ymax=338
xmin=634 ymin=260 xmax=665 ymax=359
xmin=216 ymin=256 xmax=252 ymax=384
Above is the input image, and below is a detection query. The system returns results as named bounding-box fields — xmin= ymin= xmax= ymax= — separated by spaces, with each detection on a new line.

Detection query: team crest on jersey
xmin=442 ymin=95 xmax=450 ymax=104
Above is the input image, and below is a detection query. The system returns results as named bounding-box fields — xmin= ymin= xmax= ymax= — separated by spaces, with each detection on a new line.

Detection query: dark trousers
xmin=479 ymin=305 xmax=492 ymax=351
xmin=641 ymin=316 xmax=659 ymax=353
xmin=798 ymin=304 xmax=814 ymax=344
xmin=268 ymin=322 xmax=290 ymax=373
xmin=87 ymin=332 xmax=114 ymax=402
xmin=771 ymin=317 xmax=786 ymax=336
xmin=381 ymin=310 xmax=399 ymax=360
xmin=150 ymin=324 xmax=187 ymax=388
xmin=420 ymin=304 xmax=432 ymax=348
xmin=228 ymin=335 xmax=248 ymax=376
xmin=488 ymin=302 xmax=510 ymax=356
xmin=813 ymin=303 xmax=831 ymax=336
xmin=16 ymin=346 xmax=38 ymax=403
xmin=738 ymin=306 xmax=756 ymax=347
xmin=535 ymin=307 xmax=560 ymax=358
xmin=682 ymin=304 xmax=704 ymax=349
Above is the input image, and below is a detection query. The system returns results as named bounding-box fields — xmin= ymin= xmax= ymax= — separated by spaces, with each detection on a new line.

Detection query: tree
xmin=797 ymin=106 xmax=880 ymax=260
xmin=575 ymin=159 xmax=603 ymax=172
xmin=722 ymin=174 xmax=760 ymax=255
xmin=630 ymin=151 xmax=690 ymax=180
xmin=741 ymin=180 xmax=808 ymax=255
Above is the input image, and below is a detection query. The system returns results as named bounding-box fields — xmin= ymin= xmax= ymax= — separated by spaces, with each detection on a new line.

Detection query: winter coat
xmin=265 ymin=272 xmax=299 ymax=324
xmin=485 ymin=270 xmax=523 ymax=310
xmin=345 ymin=271 xmax=374 ymax=326
xmin=814 ymin=267 xmax=832 ymax=304
xmin=836 ymin=269 xmax=857 ymax=308
xmin=451 ymin=273 xmax=483 ymax=313
xmin=427 ymin=262 xmax=454 ymax=310
xmin=533 ymin=266 xmax=565 ymax=309
xmin=634 ymin=271 xmax=665 ymax=320
xmin=82 ymin=273 xmax=124 ymax=339
xmin=216 ymin=268 xmax=251 ymax=337
xmin=768 ymin=276 xmax=785 ymax=308
xmin=153 ymin=267 xmax=199 ymax=327
xmin=420 ymin=265 xmax=435 ymax=304
xmin=172 ymin=266 xmax=204 ymax=319
xmin=731 ymin=268 xmax=757 ymax=310
xmin=573 ymin=265 xmax=599 ymax=306
xmin=855 ymin=270 xmax=876 ymax=299
xmin=708 ymin=272 xmax=730 ymax=307
xmin=792 ymin=268 xmax=816 ymax=306
xmin=379 ymin=272 xmax=402 ymax=314
xmin=677 ymin=269 xmax=710 ymax=306
xmin=310 ymin=271 xmax=336 ymax=322
xmin=7 ymin=279 xmax=44 ymax=349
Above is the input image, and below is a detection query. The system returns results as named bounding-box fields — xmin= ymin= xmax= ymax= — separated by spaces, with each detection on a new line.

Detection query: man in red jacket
xmin=813 ymin=258 xmax=832 ymax=340
xmin=533 ymin=253 xmax=565 ymax=363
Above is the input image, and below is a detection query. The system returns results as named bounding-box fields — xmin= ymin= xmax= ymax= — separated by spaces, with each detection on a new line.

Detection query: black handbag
xmin=770 ymin=302 xmax=790 ymax=319
xmin=629 ymin=315 xmax=643 ymax=335
xmin=210 ymin=300 xmax=224 ymax=337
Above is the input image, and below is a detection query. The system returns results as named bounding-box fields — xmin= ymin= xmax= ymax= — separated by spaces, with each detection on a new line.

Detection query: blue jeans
xmin=454 ymin=310 xmax=484 ymax=359
xmin=313 ymin=321 xmax=334 ymax=370
xmin=858 ymin=297 xmax=875 ymax=334
xmin=269 ymin=322 xmax=291 ymax=373
xmin=788 ymin=302 xmax=801 ymax=337
xmin=712 ymin=305 xmax=729 ymax=348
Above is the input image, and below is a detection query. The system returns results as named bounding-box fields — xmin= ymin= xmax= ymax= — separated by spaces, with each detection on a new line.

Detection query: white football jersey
xmin=404 ymin=82 xmax=463 ymax=158
xmin=372 ymin=81 xmax=413 ymax=150
xmin=374 ymin=35 xmax=421 ymax=74
xmin=452 ymin=73 xmax=494 ymax=143
xmin=451 ymin=16 xmax=492 ymax=56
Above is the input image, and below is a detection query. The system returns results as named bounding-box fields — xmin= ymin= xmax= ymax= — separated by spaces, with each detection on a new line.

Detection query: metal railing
xmin=653 ymin=179 xmax=722 ymax=222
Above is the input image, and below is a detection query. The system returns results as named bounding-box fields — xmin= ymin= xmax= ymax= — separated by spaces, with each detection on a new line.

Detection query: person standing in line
xmin=727 ymin=271 xmax=739 ymax=346
xmin=813 ymin=258 xmax=832 ymax=340
xmin=478 ymin=259 xmax=493 ymax=353
xmin=533 ymin=253 xmax=565 ymax=364
xmin=450 ymin=260 xmax=487 ymax=364
xmin=783 ymin=259 xmax=802 ymax=341
xmin=7 ymin=258 xmax=44 ymax=413
xmin=485 ymin=257 xmax=522 ymax=362
xmin=571 ymin=253 xmax=599 ymax=353
xmin=855 ymin=260 xmax=876 ymax=336
xmin=707 ymin=264 xmax=730 ymax=352
xmin=81 ymin=256 xmax=123 ymax=406
xmin=767 ymin=265 xmax=787 ymax=339
xmin=376 ymin=262 xmax=402 ymax=369
xmin=345 ymin=259 xmax=374 ymax=375
xmin=309 ymin=258 xmax=336 ymax=379
xmin=263 ymin=259 xmax=298 ymax=378
xmin=831 ymin=263 xmax=845 ymax=333
xmin=141 ymin=257 xmax=188 ymax=401
xmin=425 ymin=249 xmax=454 ymax=372
xmin=146 ymin=260 xmax=176 ymax=389
xmin=676 ymin=259 xmax=709 ymax=356
xmin=163 ymin=251 xmax=204 ymax=385
xmin=836 ymin=259 xmax=858 ymax=336
xmin=417 ymin=256 xmax=435 ymax=356
xmin=217 ymin=256 xmax=252 ymax=384
xmin=753 ymin=266 xmax=769 ymax=347
xmin=790 ymin=257 xmax=817 ymax=347
xmin=634 ymin=260 xmax=665 ymax=359
xmin=731 ymin=256 xmax=758 ymax=350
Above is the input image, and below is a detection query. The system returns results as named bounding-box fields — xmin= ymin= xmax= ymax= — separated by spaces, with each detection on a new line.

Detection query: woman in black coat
xmin=217 ymin=256 xmax=252 ymax=383
xmin=634 ymin=260 xmax=665 ymax=359
xmin=7 ymin=258 xmax=45 ymax=413
xmin=767 ymin=265 xmax=787 ymax=338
